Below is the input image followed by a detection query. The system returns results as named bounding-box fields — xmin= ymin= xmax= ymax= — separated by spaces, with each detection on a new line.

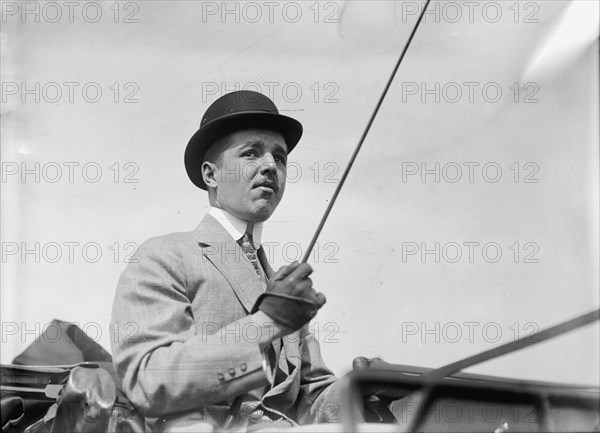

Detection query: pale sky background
xmin=1 ymin=1 xmax=599 ymax=386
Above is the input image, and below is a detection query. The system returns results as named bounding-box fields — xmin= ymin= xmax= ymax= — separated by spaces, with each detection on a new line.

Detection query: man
xmin=111 ymin=90 xmax=341 ymax=431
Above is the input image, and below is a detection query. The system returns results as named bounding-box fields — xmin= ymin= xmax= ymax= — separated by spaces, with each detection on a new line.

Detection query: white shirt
xmin=209 ymin=207 xmax=263 ymax=249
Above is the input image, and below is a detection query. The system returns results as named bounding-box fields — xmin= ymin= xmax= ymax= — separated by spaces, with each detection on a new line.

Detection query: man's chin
xmin=247 ymin=203 xmax=277 ymax=222
xmin=249 ymin=210 xmax=274 ymax=222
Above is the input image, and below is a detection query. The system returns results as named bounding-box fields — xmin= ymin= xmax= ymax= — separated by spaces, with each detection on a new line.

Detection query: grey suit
xmin=111 ymin=214 xmax=340 ymax=428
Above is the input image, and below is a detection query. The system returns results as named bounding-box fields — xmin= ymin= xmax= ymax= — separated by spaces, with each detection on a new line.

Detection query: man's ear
xmin=201 ymin=161 xmax=218 ymax=188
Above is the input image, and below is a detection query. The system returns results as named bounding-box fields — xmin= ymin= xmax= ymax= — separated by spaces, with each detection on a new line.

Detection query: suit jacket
xmin=110 ymin=214 xmax=340 ymax=428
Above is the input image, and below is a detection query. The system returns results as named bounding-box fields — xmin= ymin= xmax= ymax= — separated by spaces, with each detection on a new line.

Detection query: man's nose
xmin=260 ymin=153 xmax=277 ymax=175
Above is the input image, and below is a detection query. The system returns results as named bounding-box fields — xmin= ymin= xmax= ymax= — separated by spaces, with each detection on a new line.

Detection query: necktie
xmin=240 ymin=232 xmax=281 ymax=386
xmin=240 ymin=231 xmax=261 ymax=276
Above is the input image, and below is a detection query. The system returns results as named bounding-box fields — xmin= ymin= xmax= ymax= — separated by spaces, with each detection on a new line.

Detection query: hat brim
xmin=185 ymin=111 xmax=303 ymax=190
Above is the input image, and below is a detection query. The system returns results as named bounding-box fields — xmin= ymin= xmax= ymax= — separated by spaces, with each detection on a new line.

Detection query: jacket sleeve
xmin=110 ymin=235 xmax=269 ymax=417
xmin=293 ymin=326 xmax=342 ymax=424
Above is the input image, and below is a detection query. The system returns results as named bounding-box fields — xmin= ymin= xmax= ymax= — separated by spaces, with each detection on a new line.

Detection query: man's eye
xmin=275 ymin=155 xmax=287 ymax=165
xmin=242 ymin=150 xmax=257 ymax=157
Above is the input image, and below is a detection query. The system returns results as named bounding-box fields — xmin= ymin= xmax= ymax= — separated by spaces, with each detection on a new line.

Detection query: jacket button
xmin=217 ymin=373 xmax=225 ymax=381
xmin=240 ymin=363 xmax=247 ymax=372
xmin=228 ymin=368 xmax=236 ymax=376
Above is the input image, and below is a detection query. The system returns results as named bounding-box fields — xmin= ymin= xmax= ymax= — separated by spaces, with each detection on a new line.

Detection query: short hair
xmin=202 ymin=134 xmax=230 ymax=166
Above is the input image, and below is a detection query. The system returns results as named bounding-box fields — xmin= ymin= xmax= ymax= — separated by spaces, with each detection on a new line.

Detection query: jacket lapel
xmin=193 ymin=214 xmax=264 ymax=314
xmin=194 ymin=214 xmax=300 ymax=398
xmin=257 ymin=247 xmax=274 ymax=279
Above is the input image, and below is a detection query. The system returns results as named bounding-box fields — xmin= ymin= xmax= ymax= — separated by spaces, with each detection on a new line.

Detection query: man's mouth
xmin=254 ymin=181 xmax=277 ymax=193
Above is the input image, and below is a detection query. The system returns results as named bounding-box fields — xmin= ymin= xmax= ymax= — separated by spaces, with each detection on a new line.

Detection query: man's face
xmin=204 ymin=129 xmax=288 ymax=223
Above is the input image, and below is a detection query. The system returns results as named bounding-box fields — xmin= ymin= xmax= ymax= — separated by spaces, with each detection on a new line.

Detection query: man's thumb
xmin=272 ymin=261 xmax=300 ymax=282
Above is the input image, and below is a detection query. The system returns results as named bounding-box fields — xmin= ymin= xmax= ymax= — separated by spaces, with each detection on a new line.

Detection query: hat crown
xmin=201 ymin=91 xmax=279 ymax=127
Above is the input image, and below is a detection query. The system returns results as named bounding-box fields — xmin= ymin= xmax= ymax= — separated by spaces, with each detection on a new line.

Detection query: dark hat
xmin=185 ymin=90 xmax=303 ymax=190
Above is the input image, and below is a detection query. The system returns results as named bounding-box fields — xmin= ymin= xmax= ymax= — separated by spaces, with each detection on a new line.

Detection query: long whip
xmin=301 ymin=0 xmax=432 ymax=263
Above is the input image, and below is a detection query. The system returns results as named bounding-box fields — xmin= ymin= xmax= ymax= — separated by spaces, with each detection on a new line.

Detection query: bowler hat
xmin=185 ymin=90 xmax=303 ymax=190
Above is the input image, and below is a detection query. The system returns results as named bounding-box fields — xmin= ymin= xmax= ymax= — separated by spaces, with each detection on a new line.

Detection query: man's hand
xmin=251 ymin=261 xmax=326 ymax=331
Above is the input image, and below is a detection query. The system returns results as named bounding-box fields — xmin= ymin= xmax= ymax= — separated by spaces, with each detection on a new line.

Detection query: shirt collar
xmin=208 ymin=207 xmax=263 ymax=248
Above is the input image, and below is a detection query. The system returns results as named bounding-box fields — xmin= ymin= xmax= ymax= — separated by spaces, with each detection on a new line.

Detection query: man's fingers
xmin=303 ymin=288 xmax=326 ymax=307
xmin=312 ymin=291 xmax=326 ymax=307
xmin=353 ymin=356 xmax=370 ymax=371
xmin=352 ymin=356 xmax=384 ymax=371
xmin=287 ymin=262 xmax=313 ymax=281
xmin=291 ymin=279 xmax=313 ymax=295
